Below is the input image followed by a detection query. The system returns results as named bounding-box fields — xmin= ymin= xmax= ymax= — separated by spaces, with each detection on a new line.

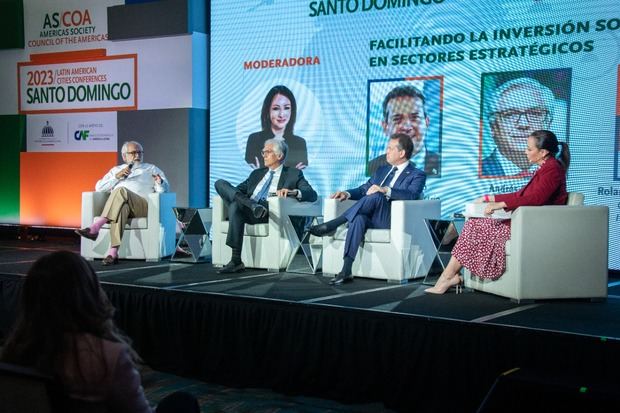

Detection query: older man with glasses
xmin=75 ymin=140 xmax=169 ymax=265
xmin=214 ymin=138 xmax=317 ymax=274
xmin=482 ymin=77 xmax=556 ymax=177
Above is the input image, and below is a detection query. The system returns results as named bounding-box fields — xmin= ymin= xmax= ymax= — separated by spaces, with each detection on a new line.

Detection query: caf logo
xmin=74 ymin=130 xmax=90 ymax=140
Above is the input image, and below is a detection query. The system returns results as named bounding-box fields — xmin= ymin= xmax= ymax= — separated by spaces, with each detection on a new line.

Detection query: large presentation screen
xmin=210 ymin=0 xmax=620 ymax=270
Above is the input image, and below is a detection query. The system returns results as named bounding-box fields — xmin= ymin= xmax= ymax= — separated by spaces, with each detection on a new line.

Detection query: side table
xmin=286 ymin=215 xmax=323 ymax=274
xmin=172 ymin=207 xmax=212 ymax=263
xmin=423 ymin=217 xmax=465 ymax=285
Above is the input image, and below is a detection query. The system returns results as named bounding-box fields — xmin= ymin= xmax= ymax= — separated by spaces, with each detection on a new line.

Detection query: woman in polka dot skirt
xmin=426 ymin=130 xmax=570 ymax=294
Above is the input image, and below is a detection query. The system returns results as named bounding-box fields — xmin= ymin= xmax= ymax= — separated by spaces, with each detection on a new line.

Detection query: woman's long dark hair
xmin=260 ymin=85 xmax=297 ymax=137
xmin=530 ymin=129 xmax=570 ymax=171
xmin=1 ymin=251 xmax=135 ymax=376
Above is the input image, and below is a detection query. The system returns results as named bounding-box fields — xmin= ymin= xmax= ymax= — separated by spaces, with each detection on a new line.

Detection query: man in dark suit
xmin=215 ymin=138 xmax=317 ymax=273
xmin=310 ymin=133 xmax=426 ymax=285
xmin=368 ymin=84 xmax=440 ymax=176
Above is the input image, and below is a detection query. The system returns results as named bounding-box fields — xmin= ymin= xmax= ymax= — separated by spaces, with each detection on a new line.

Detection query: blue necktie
xmin=379 ymin=166 xmax=397 ymax=187
xmin=253 ymin=170 xmax=275 ymax=201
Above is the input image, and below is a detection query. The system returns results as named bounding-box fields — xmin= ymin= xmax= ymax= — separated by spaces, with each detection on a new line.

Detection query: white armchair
xmin=80 ymin=191 xmax=177 ymax=261
xmin=321 ymin=199 xmax=441 ymax=283
xmin=465 ymin=193 xmax=609 ymax=302
xmin=212 ymin=196 xmax=322 ymax=271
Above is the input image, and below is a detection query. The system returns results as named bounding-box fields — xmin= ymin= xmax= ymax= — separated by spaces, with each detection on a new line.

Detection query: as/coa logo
xmin=43 ymin=9 xmax=92 ymax=29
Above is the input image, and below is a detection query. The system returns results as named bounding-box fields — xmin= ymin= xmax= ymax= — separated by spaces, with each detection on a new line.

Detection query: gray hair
xmin=488 ymin=77 xmax=556 ymax=123
xmin=121 ymin=140 xmax=143 ymax=155
xmin=264 ymin=138 xmax=288 ymax=163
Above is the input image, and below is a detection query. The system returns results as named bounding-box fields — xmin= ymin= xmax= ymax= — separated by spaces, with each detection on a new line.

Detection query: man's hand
xmin=295 ymin=162 xmax=307 ymax=170
xmin=153 ymin=174 xmax=163 ymax=185
xmin=115 ymin=165 xmax=132 ymax=180
xmin=366 ymin=184 xmax=387 ymax=196
xmin=330 ymin=191 xmax=349 ymax=201
xmin=276 ymin=188 xmax=298 ymax=198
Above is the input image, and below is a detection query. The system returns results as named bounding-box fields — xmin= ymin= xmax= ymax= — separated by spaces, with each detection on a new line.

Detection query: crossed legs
xmin=424 ymin=255 xmax=463 ymax=294
xmin=75 ymin=187 xmax=148 ymax=264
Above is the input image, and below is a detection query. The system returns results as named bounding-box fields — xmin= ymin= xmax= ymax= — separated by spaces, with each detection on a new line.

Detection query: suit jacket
xmin=368 ymin=148 xmax=439 ymax=176
xmin=481 ymin=149 xmax=534 ymax=178
xmin=494 ymin=157 xmax=567 ymax=210
xmin=245 ymin=131 xmax=308 ymax=168
xmin=481 ymin=150 xmax=506 ymax=177
xmin=347 ymin=162 xmax=426 ymax=201
xmin=236 ymin=166 xmax=317 ymax=202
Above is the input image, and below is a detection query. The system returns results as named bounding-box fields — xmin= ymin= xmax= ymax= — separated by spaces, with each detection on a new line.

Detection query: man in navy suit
xmin=215 ymin=139 xmax=317 ymax=273
xmin=309 ymin=133 xmax=426 ymax=285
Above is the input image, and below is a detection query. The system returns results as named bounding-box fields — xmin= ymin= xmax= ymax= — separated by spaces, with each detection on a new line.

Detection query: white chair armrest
xmin=269 ymin=196 xmax=322 ymax=217
xmin=390 ymin=200 xmax=441 ymax=248
xmin=149 ymin=192 xmax=176 ymax=230
xmin=566 ymin=192 xmax=584 ymax=206
xmin=510 ymin=205 xmax=608 ymax=295
xmin=81 ymin=192 xmax=110 ymax=227
xmin=323 ymin=198 xmax=356 ymax=221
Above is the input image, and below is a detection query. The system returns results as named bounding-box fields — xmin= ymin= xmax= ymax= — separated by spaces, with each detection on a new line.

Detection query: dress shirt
xmin=249 ymin=164 xmax=303 ymax=199
xmin=95 ymin=162 xmax=169 ymax=198
xmin=385 ymin=161 xmax=409 ymax=198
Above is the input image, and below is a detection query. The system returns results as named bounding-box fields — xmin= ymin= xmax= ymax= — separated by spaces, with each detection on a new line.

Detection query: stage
xmin=1 ymin=237 xmax=620 ymax=412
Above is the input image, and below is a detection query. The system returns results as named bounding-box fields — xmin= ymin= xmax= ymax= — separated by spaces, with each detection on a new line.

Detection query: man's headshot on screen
xmin=481 ymin=75 xmax=561 ymax=178
xmin=368 ymin=83 xmax=440 ymax=176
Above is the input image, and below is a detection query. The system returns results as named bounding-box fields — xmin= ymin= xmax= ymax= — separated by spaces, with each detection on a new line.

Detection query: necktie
xmin=253 ymin=170 xmax=275 ymax=201
xmin=379 ymin=166 xmax=397 ymax=187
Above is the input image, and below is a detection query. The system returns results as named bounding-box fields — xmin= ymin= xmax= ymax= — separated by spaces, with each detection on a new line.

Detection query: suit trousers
xmin=342 ymin=192 xmax=391 ymax=259
xmin=100 ymin=187 xmax=148 ymax=247
xmin=215 ymin=179 xmax=268 ymax=251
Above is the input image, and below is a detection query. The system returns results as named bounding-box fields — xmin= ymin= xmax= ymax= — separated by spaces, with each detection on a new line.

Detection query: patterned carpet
xmin=141 ymin=366 xmax=394 ymax=413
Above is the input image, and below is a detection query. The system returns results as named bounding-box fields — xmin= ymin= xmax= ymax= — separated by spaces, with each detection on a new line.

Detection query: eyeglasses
xmin=126 ymin=150 xmax=143 ymax=156
xmin=495 ymin=109 xmax=549 ymax=125
xmin=261 ymin=149 xmax=275 ymax=156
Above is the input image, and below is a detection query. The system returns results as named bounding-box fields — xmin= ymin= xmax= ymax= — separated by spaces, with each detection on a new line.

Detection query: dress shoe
xmin=75 ymin=227 xmax=98 ymax=241
xmin=219 ymin=261 xmax=245 ymax=274
xmin=308 ymin=223 xmax=335 ymax=237
xmin=252 ymin=204 xmax=268 ymax=219
xmin=329 ymin=271 xmax=354 ymax=285
xmin=175 ymin=246 xmax=193 ymax=258
xmin=102 ymin=255 xmax=119 ymax=266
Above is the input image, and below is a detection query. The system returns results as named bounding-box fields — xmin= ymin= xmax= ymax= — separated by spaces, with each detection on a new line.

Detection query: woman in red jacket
xmin=425 ymin=130 xmax=570 ymax=294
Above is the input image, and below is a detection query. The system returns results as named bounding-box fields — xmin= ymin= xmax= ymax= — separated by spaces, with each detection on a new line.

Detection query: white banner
xmin=27 ymin=112 xmax=117 ymax=152
xmin=24 ymin=0 xmax=121 ymax=52
xmin=18 ymin=54 xmax=137 ymax=114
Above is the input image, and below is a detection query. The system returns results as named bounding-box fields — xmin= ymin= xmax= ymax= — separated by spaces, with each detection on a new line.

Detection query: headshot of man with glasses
xmin=481 ymin=75 xmax=561 ymax=178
